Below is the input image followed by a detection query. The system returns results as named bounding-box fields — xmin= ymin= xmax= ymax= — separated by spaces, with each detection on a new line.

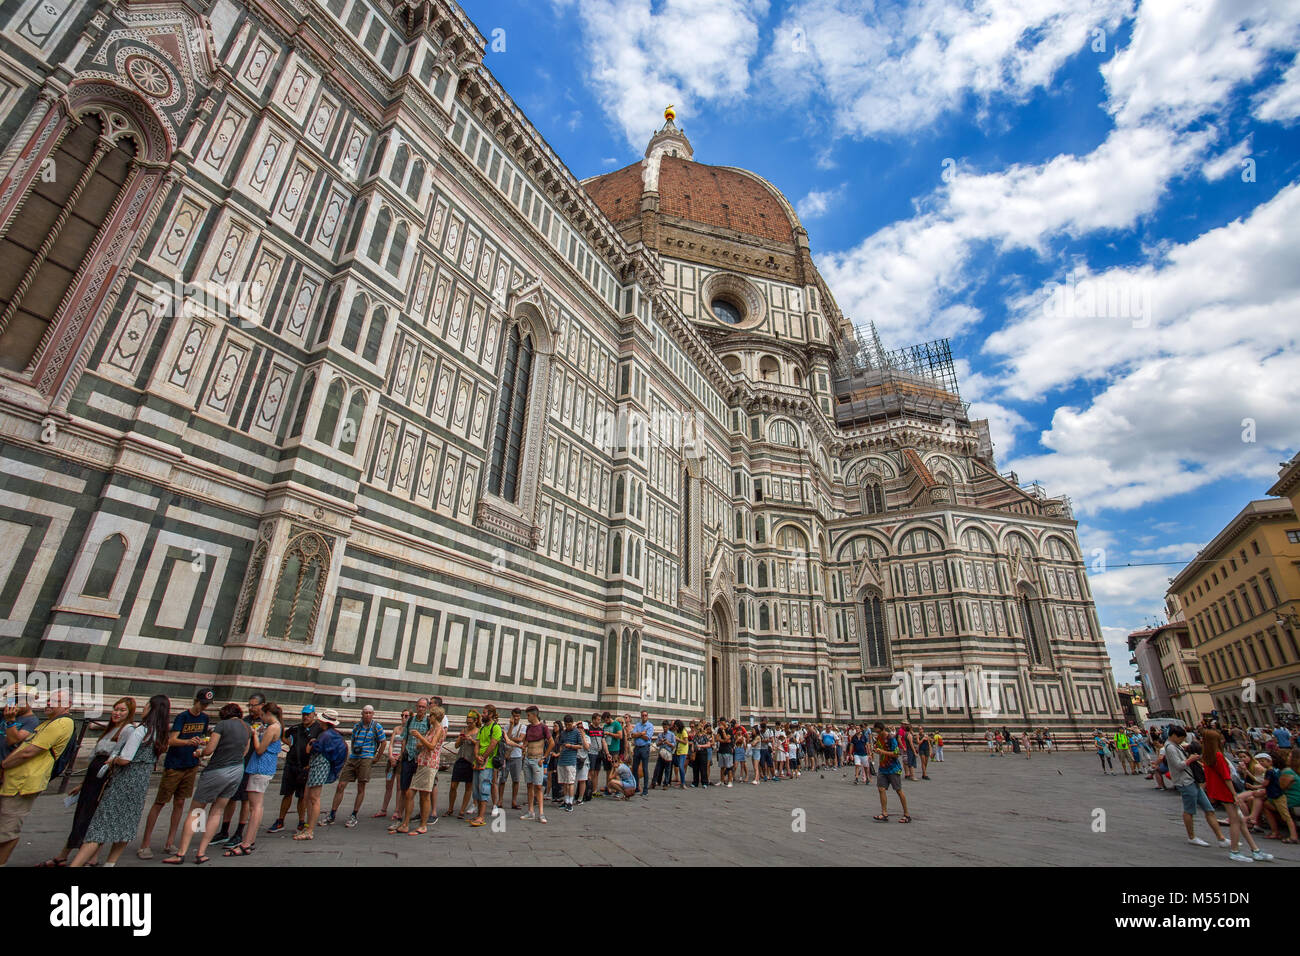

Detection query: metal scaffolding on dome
xmin=832 ymin=322 xmax=968 ymax=427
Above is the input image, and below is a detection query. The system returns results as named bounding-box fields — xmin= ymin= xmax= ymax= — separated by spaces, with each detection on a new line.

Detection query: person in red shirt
xmin=1200 ymin=728 xmax=1272 ymax=863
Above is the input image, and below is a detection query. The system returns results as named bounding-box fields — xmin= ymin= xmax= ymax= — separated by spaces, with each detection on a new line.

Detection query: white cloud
xmin=1129 ymin=542 xmax=1204 ymax=560
xmin=1254 ymin=55 xmax=1300 ymax=122
xmin=1201 ymin=136 xmax=1252 ymax=180
xmin=762 ymin=0 xmax=1130 ymax=138
xmin=795 ymin=183 xmax=846 ymax=219
xmin=555 ymin=0 xmax=768 ymax=149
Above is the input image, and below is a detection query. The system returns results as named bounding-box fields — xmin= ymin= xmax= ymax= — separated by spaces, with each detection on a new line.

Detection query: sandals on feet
xmin=223 ymin=844 xmax=255 ymax=857
xmin=899 ymin=815 xmax=913 ymax=823
xmin=873 ymin=814 xmax=889 ymax=821
xmin=161 ymin=854 xmax=184 ymax=865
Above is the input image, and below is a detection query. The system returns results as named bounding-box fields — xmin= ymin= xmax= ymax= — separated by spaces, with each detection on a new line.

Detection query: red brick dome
xmin=584 ymin=156 xmax=797 ymax=245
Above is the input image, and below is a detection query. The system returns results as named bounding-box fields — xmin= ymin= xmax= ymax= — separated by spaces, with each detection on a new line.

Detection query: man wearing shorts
xmin=554 ymin=715 xmax=585 ymax=811
xmin=138 ymin=687 xmax=212 ymax=857
xmin=501 ymin=708 xmax=526 ymax=811
xmin=469 ymin=703 xmax=502 ymax=826
xmin=851 ymin=726 xmax=872 ymax=783
xmin=872 ymin=721 xmax=910 ymax=823
xmin=268 ymin=704 xmax=318 ymax=833
xmin=329 ymin=704 xmax=386 ymax=827
xmin=520 ymin=705 xmax=553 ymax=823
xmin=0 ymin=688 xmax=73 ymax=866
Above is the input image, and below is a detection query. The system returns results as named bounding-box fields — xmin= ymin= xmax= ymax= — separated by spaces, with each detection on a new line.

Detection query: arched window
xmin=740 ymin=667 xmax=749 ymax=706
xmin=738 ymin=602 xmax=747 ymax=628
xmin=341 ymin=295 xmax=367 ymax=351
xmin=1019 ymin=585 xmax=1047 ymax=666
xmin=757 ymin=562 xmax=768 ymax=588
xmin=316 ymin=288 xmax=340 ymax=345
xmin=315 ymin=378 xmax=345 ymax=443
xmin=614 ymin=475 xmax=625 ymax=513
xmin=759 ymin=603 xmax=770 ymax=630
xmin=861 ymin=589 xmax=888 ymax=669
xmin=406 ymin=159 xmax=425 ymax=201
xmin=0 ymin=112 xmax=138 ymax=371
xmin=862 ymin=478 xmax=885 ymax=515
xmin=82 ymin=534 xmax=127 ymax=598
xmin=390 ymin=143 xmax=410 ymax=187
xmin=385 ymin=221 xmax=408 ymax=276
xmin=610 ymin=533 xmax=622 ymax=575
xmin=338 ymin=390 xmax=367 ymax=454
xmin=620 ymin=627 xmax=632 ymax=688
xmin=362 ymin=306 xmax=386 ymax=363
xmin=755 ymin=517 xmax=766 ymax=544
xmin=604 ymin=630 xmax=618 ymax=686
xmin=681 ymin=466 xmax=691 ymax=584
xmin=264 ymin=532 xmax=331 ymax=643
xmin=288 ymin=371 xmax=315 ymax=439
xmin=761 ymin=669 xmax=774 ymax=708
xmin=488 ymin=322 xmax=535 ymax=502
xmin=367 ymin=205 xmax=392 ymax=263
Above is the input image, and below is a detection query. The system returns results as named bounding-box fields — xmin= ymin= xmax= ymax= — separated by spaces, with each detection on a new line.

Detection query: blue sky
xmin=461 ymin=0 xmax=1300 ymax=681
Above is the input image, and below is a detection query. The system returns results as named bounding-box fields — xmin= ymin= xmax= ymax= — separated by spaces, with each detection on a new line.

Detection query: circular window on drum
xmin=700 ymin=271 xmax=765 ymax=330
xmin=711 ymin=297 xmax=744 ymax=325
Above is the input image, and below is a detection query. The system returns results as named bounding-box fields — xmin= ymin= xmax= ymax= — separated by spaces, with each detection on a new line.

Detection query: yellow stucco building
xmin=1168 ymin=453 xmax=1300 ymax=727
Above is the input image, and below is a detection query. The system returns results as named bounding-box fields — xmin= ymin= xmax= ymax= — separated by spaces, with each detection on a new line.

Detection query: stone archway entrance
xmin=706 ymin=600 xmax=735 ymax=720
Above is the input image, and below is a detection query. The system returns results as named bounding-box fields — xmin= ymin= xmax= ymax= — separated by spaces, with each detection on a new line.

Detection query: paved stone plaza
xmin=8 ymin=750 xmax=1299 ymax=867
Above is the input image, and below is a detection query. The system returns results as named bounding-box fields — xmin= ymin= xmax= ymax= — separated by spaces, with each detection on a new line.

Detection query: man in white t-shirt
xmin=501 ymin=708 xmax=526 ymax=811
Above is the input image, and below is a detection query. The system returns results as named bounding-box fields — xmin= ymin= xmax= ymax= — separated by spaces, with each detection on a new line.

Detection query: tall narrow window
xmin=315 ymin=379 xmax=344 ymax=444
xmin=488 ymin=323 xmax=534 ymax=502
xmin=338 ymin=390 xmax=367 ymax=454
xmin=264 ymin=532 xmax=330 ymax=643
xmin=0 ymin=113 xmax=136 ymax=370
xmin=367 ymin=205 xmax=391 ymax=262
xmin=362 ymin=306 xmax=386 ymax=363
xmin=82 ymin=534 xmax=127 ymax=598
xmin=681 ymin=466 xmax=691 ymax=584
xmin=1019 ymin=586 xmax=1046 ymax=665
xmin=862 ymin=591 xmax=888 ymax=669
xmin=862 ymin=479 xmax=885 ymax=515
xmin=340 ymin=296 xmax=367 ymax=351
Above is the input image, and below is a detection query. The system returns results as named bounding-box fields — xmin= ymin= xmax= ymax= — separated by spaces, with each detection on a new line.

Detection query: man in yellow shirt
xmin=0 ymin=687 xmax=74 ymax=865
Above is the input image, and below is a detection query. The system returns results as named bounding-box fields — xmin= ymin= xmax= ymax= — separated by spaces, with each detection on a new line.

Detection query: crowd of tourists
xmin=1 ymin=686 xmax=954 ymax=863
xmin=1116 ymin=718 xmax=1300 ymax=862
xmin=5 ymin=681 xmax=1296 ymax=866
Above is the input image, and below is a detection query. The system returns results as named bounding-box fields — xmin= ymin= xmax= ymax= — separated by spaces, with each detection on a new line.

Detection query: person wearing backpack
xmin=0 ymin=687 xmax=74 ymax=865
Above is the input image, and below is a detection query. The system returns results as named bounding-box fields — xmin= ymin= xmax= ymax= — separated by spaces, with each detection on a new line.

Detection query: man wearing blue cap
xmin=268 ymin=704 xmax=318 ymax=833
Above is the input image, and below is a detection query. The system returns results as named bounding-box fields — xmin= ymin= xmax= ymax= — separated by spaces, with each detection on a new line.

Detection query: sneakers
xmin=1251 ymin=849 xmax=1274 ymax=862
xmin=520 ymin=812 xmax=536 ymax=821
xmin=1187 ymin=837 xmax=1209 ymax=846
xmin=726 ymin=782 xmax=733 ymax=788
xmin=1217 ymin=838 xmax=1232 ymax=848
xmin=1228 ymin=851 xmax=1254 ymax=862
xmin=345 ymin=814 xmax=358 ymax=829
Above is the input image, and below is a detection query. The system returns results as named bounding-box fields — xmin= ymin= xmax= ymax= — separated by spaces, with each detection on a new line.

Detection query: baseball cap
xmin=195 ymin=688 xmax=215 ymax=703
xmin=301 ymin=704 xmax=315 ymax=714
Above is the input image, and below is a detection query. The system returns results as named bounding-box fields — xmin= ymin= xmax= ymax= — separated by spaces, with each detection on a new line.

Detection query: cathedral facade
xmin=0 ymin=0 xmax=1120 ymax=732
